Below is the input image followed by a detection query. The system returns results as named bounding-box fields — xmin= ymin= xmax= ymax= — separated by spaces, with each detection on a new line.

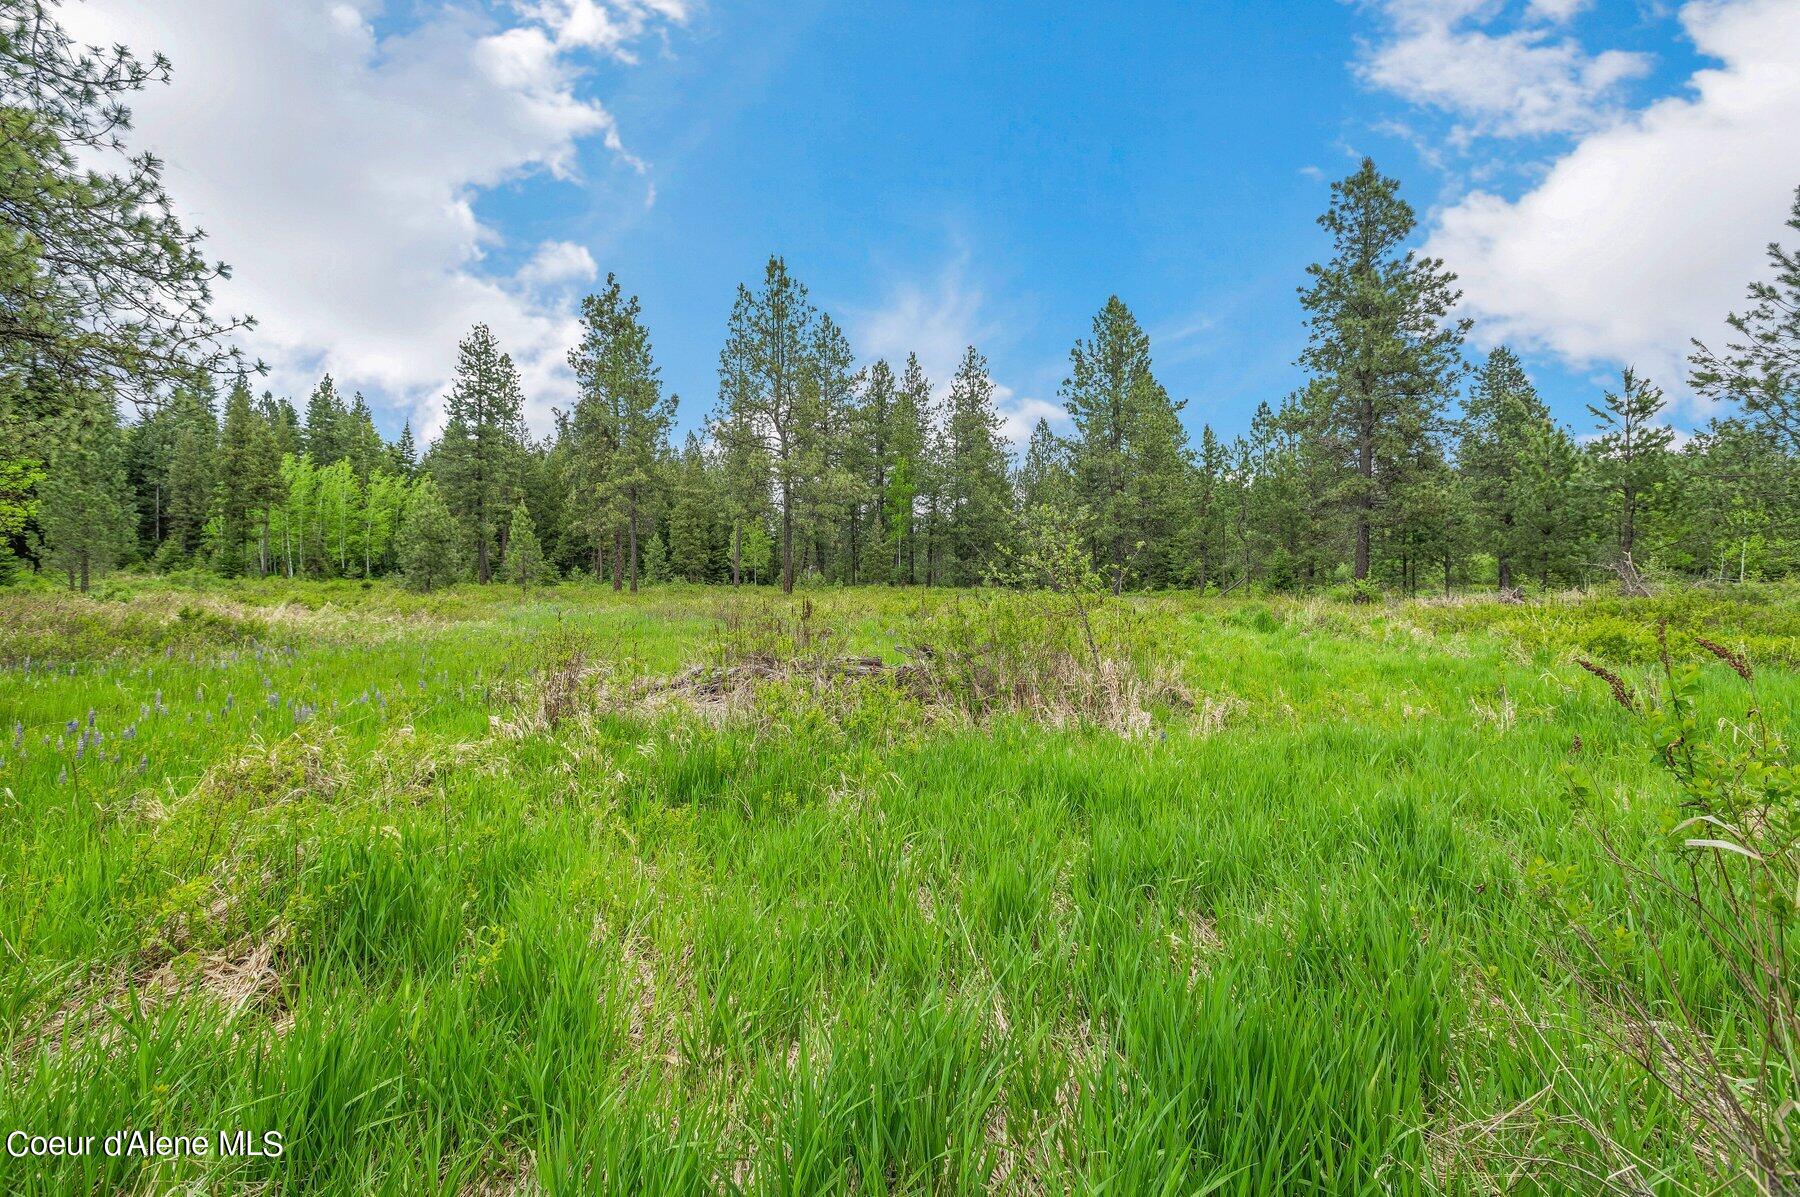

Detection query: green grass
xmin=0 ymin=579 xmax=1793 ymax=1194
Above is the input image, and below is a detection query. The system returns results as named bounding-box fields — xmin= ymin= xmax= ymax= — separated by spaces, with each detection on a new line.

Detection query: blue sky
xmin=73 ymin=0 xmax=1800 ymax=446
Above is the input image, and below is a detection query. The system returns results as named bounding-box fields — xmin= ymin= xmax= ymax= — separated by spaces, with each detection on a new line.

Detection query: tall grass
xmin=0 ymin=578 xmax=1794 ymax=1193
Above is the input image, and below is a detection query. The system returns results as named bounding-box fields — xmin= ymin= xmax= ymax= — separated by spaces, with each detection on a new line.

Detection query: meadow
xmin=1 ymin=579 xmax=1797 ymax=1195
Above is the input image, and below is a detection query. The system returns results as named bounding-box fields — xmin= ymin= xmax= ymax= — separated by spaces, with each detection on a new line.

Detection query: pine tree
xmin=803 ymin=313 xmax=859 ymax=582
xmin=264 ymin=394 xmax=302 ymax=459
xmin=0 ymin=3 xmax=252 ymax=408
xmin=39 ymin=413 xmax=134 ymax=591
xmin=667 ymin=434 xmax=714 ymax=583
xmin=851 ymin=358 xmax=895 ymax=582
xmin=1691 ymin=186 xmax=1800 ymax=451
xmin=569 ymin=275 xmax=674 ymax=592
xmin=1018 ymin=418 xmax=1073 ymax=513
xmin=940 ymin=346 xmax=1014 ymax=584
xmin=1059 ymin=297 xmax=1191 ymax=591
xmin=436 ymin=324 xmax=526 ymax=583
xmin=505 ymin=500 xmax=545 ymax=589
xmin=304 ymin=375 xmax=347 ymax=465
xmin=213 ymin=374 xmax=260 ymax=576
xmin=1298 ymin=159 xmax=1467 ymax=585
xmin=159 ymin=382 xmax=218 ymax=564
xmin=887 ymin=353 xmax=932 ymax=584
xmin=342 ymin=392 xmax=385 ymax=481
xmin=1515 ymin=419 xmax=1594 ymax=590
xmin=1588 ymin=367 xmax=1674 ymax=570
xmin=398 ymin=478 xmax=463 ymax=591
xmin=247 ymin=405 xmax=286 ymax=577
xmin=1460 ymin=348 xmax=1550 ymax=592
xmin=714 ymin=257 xmax=821 ymax=593
xmin=1675 ymin=419 xmax=1800 ymax=582
xmin=641 ymin=531 xmax=669 ymax=584
xmin=1189 ymin=425 xmax=1229 ymax=593
xmin=389 ymin=420 xmax=419 ymax=477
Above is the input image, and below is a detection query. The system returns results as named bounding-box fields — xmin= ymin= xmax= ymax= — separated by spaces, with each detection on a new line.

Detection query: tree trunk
xmin=628 ymin=502 xmax=640 ymax=594
xmin=781 ymin=494 xmax=795 ymax=595
xmin=612 ymin=528 xmax=623 ymax=593
xmin=1620 ymin=486 xmax=1636 ymax=560
xmin=1354 ymin=389 xmax=1374 ymax=585
xmin=731 ymin=521 xmax=742 ymax=587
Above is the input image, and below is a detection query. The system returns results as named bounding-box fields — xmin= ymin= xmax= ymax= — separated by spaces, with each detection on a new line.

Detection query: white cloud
xmin=846 ymin=259 xmax=1062 ymax=454
xmin=60 ymin=1 xmax=685 ymax=436
xmin=1422 ymin=0 xmax=1800 ymax=399
xmin=1358 ymin=0 xmax=1651 ymax=139
xmin=516 ymin=240 xmax=601 ymax=290
xmin=1526 ymin=0 xmax=1592 ymax=22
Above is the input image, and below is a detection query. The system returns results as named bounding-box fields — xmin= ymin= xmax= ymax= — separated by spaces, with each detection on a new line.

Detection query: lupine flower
xmin=11 ymin=722 xmax=21 ymax=750
xmin=65 ymin=719 xmax=79 ymax=734
xmin=56 ymin=769 xmax=67 ymax=785
xmin=86 ymin=709 xmax=96 ymax=728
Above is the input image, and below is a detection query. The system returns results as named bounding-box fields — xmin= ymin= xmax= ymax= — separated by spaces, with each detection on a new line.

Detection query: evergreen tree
xmin=641 ymin=530 xmax=669 ymax=584
xmin=1297 ymin=159 xmax=1467 ymax=585
xmin=38 ymin=413 xmax=133 ymax=591
xmin=940 ymin=346 xmax=1014 ymax=584
xmin=1189 ymin=425 xmax=1229 ymax=593
xmin=1587 ymin=367 xmax=1674 ymax=568
xmin=505 ymin=500 xmax=545 ymax=589
xmin=0 ymin=2 xmax=252 ymax=408
xmin=1675 ymin=419 xmax=1800 ymax=581
xmin=1018 ymin=418 xmax=1073 ymax=514
xmin=1460 ymin=347 xmax=1550 ymax=592
xmin=389 ymin=420 xmax=419 ymax=477
xmin=342 ymin=392 xmax=385 ymax=481
xmin=1514 ymin=418 xmax=1594 ymax=590
xmin=714 ymin=257 xmax=821 ymax=593
xmin=1059 ymin=297 xmax=1191 ymax=591
xmin=398 ymin=478 xmax=462 ymax=591
xmin=213 ymin=374 xmax=260 ymax=576
xmin=568 ymin=276 xmax=674 ymax=592
xmin=159 ymin=382 xmax=218 ymax=564
xmin=852 ymin=359 xmax=896 ymax=582
xmin=1691 ymin=186 xmax=1800 ymax=451
xmin=436 ymin=324 xmax=526 ymax=583
xmin=886 ymin=354 xmax=932 ymax=584
xmin=799 ymin=314 xmax=860 ymax=582
xmin=304 ymin=375 xmax=347 ymax=465
xmin=264 ymin=394 xmax=302 ymax=459
xmin=667 ymin=434 xmax=714 ymax=583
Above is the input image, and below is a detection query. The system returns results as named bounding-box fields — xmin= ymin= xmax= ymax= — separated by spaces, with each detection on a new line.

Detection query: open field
xmin=2 ymin=581 xmax=1798 ymax=1194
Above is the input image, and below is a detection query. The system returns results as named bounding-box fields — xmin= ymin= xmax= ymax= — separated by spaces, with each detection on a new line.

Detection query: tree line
xmin=3 ymin=5 xmax=1797 ymax=597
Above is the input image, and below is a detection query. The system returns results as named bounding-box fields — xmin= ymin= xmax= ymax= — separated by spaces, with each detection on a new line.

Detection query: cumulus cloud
xmin=1358 ymin=0 xmax=1651 ymax=139
xmin=516 ymin=240 xmax=601 ymax=291
xmin=60 ymin=1 xmax=685 ymax=435
xmin=1421 ymin=0 xmax=1800 ymax=397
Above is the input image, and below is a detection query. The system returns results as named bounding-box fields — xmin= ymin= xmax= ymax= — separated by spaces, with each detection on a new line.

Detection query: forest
xmin=6 ymin=149 xmax=1798 ymax=600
